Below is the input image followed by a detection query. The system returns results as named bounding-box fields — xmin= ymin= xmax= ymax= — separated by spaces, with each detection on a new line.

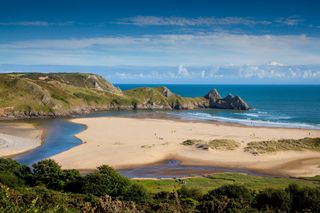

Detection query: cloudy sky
xmin=0 ymin=0 xmax=320 ymax=84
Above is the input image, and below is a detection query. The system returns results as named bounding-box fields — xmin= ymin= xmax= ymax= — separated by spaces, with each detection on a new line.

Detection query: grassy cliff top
xmin=0 ymin=73 xmax=209 ymax=117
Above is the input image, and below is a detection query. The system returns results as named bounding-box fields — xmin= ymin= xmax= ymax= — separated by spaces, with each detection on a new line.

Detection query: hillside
xmin=0 ymin=73 xmax=249 ymax=119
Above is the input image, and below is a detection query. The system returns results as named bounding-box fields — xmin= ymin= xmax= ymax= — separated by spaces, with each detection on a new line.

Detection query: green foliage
xmin=287 ymin=184 xmax=320 ymax=212
xmin=254 ymin=188 xmax=291 ymax=212
xmin=178 ymin=185 xmax=201 ymax=199
xmin=1 ymin=158 xmax=320 ymax=212
xmin=32 ymin=159 xmax=65 ymax=189
xmin=123 ymin=183 xmax=150 ymax=204
xmin=80 ymin=165 xmax=130 ymax=197
xmin=199 ymin=185 xmax=254 ymax=212
xmin=0 ymin=158 xmax=31 ymax=187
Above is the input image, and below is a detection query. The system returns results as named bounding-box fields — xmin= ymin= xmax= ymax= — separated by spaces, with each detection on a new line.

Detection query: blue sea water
xmin=116 ymin=84 xmax=320 ymax=129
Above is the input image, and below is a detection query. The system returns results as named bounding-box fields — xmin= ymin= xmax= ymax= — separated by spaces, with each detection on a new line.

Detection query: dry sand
xmin=0 ymin=122 xmax=43 ymax=157
xmin=51 ymin=117 xmax=320 ymax=177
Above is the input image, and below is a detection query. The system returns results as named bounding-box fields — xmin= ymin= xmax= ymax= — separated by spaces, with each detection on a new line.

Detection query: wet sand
xmin=0 ymin=122 xmax=43 ymax=157
xmin=51 ymin=117 xmax=320 ymax=177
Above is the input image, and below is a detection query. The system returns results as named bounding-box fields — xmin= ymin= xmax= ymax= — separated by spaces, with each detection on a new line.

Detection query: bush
xmin=197 ymin=197 xmax=229 ymax=213
xmin=32 ymin=159 xmax=64 ymax=190
xmin=0 ymin=158 xmax=31 ymax=187
xmin=177 ymin=185 xmax=202 ymax=200
xmin=254 ymin=188 xmax=291 ymax=212
xmin=200 ymin=185 xmax=253 ymax=212
xmin=80 ymin=165 xmax=130 ymax=197
xmin=123 ymin=183 xmax=150 ymax=203
xmin=287 ymin=184 xmax=320 ymax=212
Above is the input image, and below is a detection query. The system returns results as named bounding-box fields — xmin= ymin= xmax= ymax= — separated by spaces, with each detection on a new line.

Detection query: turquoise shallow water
xmin=117 ymin=84 xmax=320 ymax=129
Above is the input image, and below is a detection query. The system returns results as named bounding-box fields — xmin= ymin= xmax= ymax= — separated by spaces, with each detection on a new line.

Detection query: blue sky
xmin=0 ymin=0 xmax=320 ymax=84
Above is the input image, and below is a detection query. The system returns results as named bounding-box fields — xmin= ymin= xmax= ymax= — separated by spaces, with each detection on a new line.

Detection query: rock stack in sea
xmin=204 ymin=89 xmax=250 ymax=110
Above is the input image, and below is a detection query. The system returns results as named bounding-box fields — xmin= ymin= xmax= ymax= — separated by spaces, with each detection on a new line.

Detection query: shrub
xmin=80 ymin=165 xmax=130 ymax=197
xmin=32 ymin=159 xmax=64 ymax=190
xmin=200 ymin=184 xmax=253 ymax=212
xmin=287 ymin=184 xmax=320 ymax=212
xmin=177 ymin=185 xmax=202 ymax=200
xmin=254 ymin=188 xmax=291 ymax=212
xmin=0 ymin=158 xmax=31 ymax=187
xmin=123 ymin=183 xmax=150 ymax=203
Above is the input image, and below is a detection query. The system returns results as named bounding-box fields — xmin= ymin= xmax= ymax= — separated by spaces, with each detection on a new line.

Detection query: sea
xmin=116 ymin=84 xmax=320 ymax=130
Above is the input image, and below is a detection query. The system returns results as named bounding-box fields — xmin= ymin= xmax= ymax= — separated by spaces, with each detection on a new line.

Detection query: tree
xmin=32 ymin=159 xmax=64 ymax=190
xmin=80 ymin=165 xmax=130 ymax=197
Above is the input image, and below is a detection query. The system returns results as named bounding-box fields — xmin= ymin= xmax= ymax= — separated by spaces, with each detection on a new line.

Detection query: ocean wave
xmin=235 ymin=113 xmax=260 ymax=118
xmin=178 ymin=112 xmax=320 ymax=130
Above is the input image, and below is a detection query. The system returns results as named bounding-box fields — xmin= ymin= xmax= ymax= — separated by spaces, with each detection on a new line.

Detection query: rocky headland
xmin=0 ymin=73 xmax=250 ymax=119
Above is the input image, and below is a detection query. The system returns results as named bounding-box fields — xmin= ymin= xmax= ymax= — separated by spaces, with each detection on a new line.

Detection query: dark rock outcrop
xmin=205 ymin=89 xmax=222 ymax=107
xmin=204 ymin=89 xmax=250 ymax=110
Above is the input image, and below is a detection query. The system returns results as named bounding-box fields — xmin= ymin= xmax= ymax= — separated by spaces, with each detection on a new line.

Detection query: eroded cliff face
xmin=0 ymin=73 xmax=250 ymax=119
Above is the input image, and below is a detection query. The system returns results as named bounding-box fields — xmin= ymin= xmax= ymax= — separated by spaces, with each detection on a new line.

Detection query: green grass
xmin=133 ymin=172 xmax=319 ymax=194
xmin=0 ymin=73 xmax=128 ymax=115
xmin=208 ymin=139 xmax=240 ymax=150
xmin=0 ymin=73 xmax=208 ymax=116
xmin=244 ymin=137 xmax=320 ymax=155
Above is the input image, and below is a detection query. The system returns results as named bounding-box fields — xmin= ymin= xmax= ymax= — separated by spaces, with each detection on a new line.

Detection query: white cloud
xmin=275 ymin=17 xmax=303 ymax=26
xmin=267 ymin=61 xmax=285 ymax=66
xmin=0 ymin=21 xmax=73 ymax=27
xmin=116 ymin=16 xmax=305 ymax=27
xmin=178 ymin=65 xmax=189 ymax=76
xmin=1 ymin=33 xmax=320 ymax=66
xmin=117 ymin=16 xmax=271 ymax=26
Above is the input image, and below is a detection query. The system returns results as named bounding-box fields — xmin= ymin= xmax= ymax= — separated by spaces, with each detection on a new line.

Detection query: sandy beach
xmin=0 ymin=122 xmax=43 ymax=157
xmin=51 ymin=117 xmax=320 ymax=177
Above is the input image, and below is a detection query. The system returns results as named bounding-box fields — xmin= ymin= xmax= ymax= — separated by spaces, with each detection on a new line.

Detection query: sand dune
xmin=51 ymin=117 xmax=320 ymax=177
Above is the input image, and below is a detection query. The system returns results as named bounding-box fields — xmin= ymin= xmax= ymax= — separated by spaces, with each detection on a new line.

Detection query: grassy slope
xmin=0 ymin=73 xmax=207 ymax=117
xmin=134 ymin=172 xmax=320 ymax=194
xmin=123 ymin=86 xmax=206 ymax=109
xmin=244 ymin=137 xmax=320 ymax=155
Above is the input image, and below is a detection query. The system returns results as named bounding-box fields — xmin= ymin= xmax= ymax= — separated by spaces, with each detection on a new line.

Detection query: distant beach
xmin=0 ymin=122 xmax=43 ymax=157
xmin=52 ymin=116 xmax=320 ymax=177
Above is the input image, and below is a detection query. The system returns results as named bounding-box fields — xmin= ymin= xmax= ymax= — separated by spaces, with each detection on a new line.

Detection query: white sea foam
xmin=235 ymin=113 xmax=260 ymax=118
xmin=178 ymin=112 xmax=320 ymax=130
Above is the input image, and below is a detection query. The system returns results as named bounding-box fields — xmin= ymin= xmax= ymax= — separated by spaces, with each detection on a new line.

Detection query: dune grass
xmin=133 ymin=172 xmax=319 ymax=194
xmin=208 ymin=139 xmax=240 ymax=150
xmin=181 ymin=139 xmax=204 ymax=146
xmin=181 ymin=139 xmax=240 ymax=151
xmin=244 ymin=137 xmax=320 ymax=155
